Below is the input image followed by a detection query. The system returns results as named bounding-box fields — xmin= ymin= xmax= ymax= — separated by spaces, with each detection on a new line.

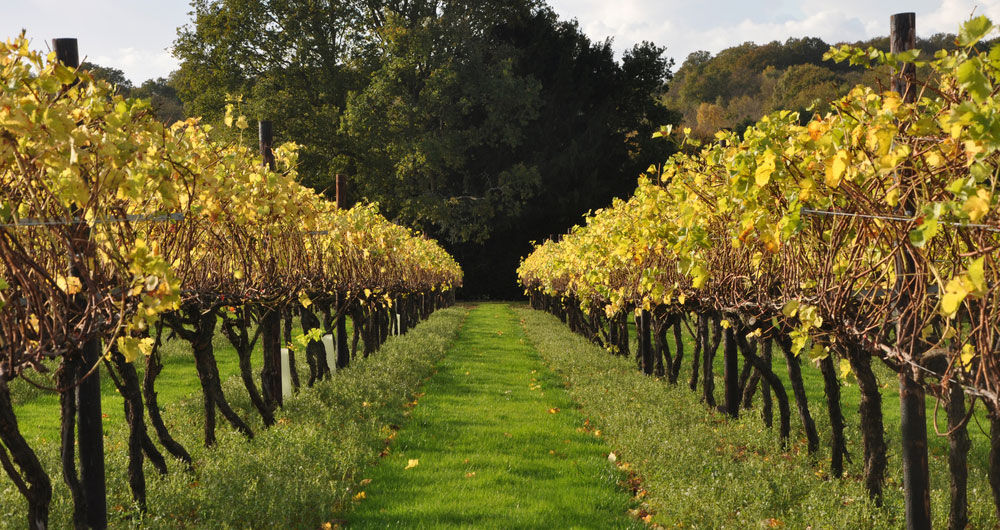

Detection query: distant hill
xmin=663 ymin=33 xmax=997 ymax=137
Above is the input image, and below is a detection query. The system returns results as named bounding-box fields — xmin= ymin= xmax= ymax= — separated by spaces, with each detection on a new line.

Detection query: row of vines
xmin=0 ymin=35 xmax=462 ymax=529
xmin=520 ymin=15 xmax=1000 ymax=530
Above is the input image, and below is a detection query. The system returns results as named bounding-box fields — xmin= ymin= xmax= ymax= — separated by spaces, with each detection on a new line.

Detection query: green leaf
xmin=957 ymin=58 xmax=991 ymax=101
xmin=895 ymin=49 xmax=921 ymax=63
xmin=958 ymin=15 xmax=994 ymax=47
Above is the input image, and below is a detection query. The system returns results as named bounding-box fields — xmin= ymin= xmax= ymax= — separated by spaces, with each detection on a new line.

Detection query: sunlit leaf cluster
xmin=520 ymin=16 xmax=1000 ymax=406
xmin=0 ymin=34 xmax=462 ymax=374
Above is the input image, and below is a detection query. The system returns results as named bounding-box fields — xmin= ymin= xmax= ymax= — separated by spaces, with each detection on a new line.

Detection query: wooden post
xmin=258 ymin=121 xmax=282 ymax=408
xmin=892 ymin=12 xmax=932 ymax=530
xmin=56 ymin=37 xmax=108 ymax=530
xmin=335 ymin=174 xmax=350 ymax=369
xmin=259 ymin=120 xmax=276 ymax=171
xmin=891 ymin=13 xmax=918 ymax=102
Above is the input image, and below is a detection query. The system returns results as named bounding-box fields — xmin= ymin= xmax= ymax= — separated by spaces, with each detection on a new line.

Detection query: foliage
xmin=0 ymin=33 xmax=461 ymax=374
xmin=81 ymin=63 xmax=184 ymax=124
xmin=519 ymin=16 xmax=1000 ymax=410
xmin=340 ymin=7 xmax=543 ymax=244
xmin=172 ymin=1 xmax=678 ymax=297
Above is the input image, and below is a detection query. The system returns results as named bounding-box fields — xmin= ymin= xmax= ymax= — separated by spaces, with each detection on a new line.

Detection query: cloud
xmin=547 ymin=0 xmax=1000 ymax=66
xmin=92 ymin=47 xmax=178 ymax=83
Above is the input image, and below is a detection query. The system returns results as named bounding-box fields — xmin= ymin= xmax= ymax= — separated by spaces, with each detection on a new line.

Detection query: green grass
xmin=345 ymin=303 xmax=641 ymax=529
xmin=628 ymin=314 xmax=991 ymax=475
xmin=1 ymin=310 xmax=452 ymax=529
xmin=519 ymin=306 xmax=997 ymax=528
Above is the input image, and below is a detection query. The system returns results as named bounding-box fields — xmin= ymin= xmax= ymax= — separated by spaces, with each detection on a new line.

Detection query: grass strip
xmin=1 ymin=308 xmax=462 ymax=529
xmin=516 ymin=306 xmax=996 ymax=528
xmin=344 ymin=303 xmax=641 ymax=529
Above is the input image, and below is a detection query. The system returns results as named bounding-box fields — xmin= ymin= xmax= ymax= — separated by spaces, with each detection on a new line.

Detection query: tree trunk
xmin=282 ymin=308 xmax=300 ymax=391
xmin=259 ymin=307 xmax=282 ymax=409
xmin=185 ymin=308 xmax=254 ymax=445
xmin=104 ymin=352 xmax=146 ymax=512
xmin=947 ymin=381 xmax=969 ymax=530
xmin=776 ymin=335 xmax=820 ymax=455
xmin=689 ymin=314 xmax=704 ymax=391
xmin=0 ymin=376 xmax=52 ymax=530
xmin=351 ymin=307 xmax=363 ymax=359
xmin=336 ymin=295 xmax=350 ymax=370
xmin=703 ymin=315 xmax=720 ymax=407
xmin=989 ymin=412 xmax=1000 ymax=522
xmin=221 ymin=309 xmax=275 ymax=426
xmin=58 ymin=358 xmax=87 ymax=529
xmin=899 ymin=369 xmax=931 ymax=530
xmin=653 ymin=315 xmax=668 ymax=378
xmin=143 ymin=349 xmax=193 ymax=468
xmin=669 ymin=316 xmax=685 ymax=383
xmin=300 ymin=305 xmax=328 ymax=385
xmin=819 ymin=355 xmax=848 ymax=479
xmin=761 ymin=340 xmax=773 ymax=428
xmin=723 ymin=326 xmax=739 ymax=418
xmin=848 ymin=345 xmax=887 ymax=504
xmin=617 ymin=312 xmax=630 ymax=358
xmin=737 ymin=333 xmax=790 ymax=443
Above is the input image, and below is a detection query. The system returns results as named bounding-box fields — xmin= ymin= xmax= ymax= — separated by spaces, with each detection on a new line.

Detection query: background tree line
xmin=666 ymin=32 xmax=1000 ymax=137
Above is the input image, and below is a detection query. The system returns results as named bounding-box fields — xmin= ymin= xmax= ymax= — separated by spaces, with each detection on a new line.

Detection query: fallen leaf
xmin=353 ymin=491 xmax=366 ymax=501
xmin=405 ymin=459 xmax=419 ymax=470
xmin=359 ymin=479 xmax=372 ymax=486
xmin=548 ymin=408 xmax=560 ymax=414
xmin=465 ymin=472 xmax=476 ymax=478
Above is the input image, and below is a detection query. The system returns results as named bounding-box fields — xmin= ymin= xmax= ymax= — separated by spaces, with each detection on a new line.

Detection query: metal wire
xmin=1 ymin=212 xmax=185 ymax=228
xmin=800 ymin=208 xmax=1000 ymax=233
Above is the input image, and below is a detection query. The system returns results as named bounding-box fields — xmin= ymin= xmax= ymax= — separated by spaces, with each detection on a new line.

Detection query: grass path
xmin=345 ymin=303 xmax=640 ymax=529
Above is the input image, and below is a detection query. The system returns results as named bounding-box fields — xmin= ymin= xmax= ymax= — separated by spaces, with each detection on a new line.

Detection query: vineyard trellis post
xmin=890 ymin=12 xmax=933 ymax=530
xmin=54 ymin=36 xmax=109 ymax=530
xmin=335 ymin=174 xmax=350 ymax=370
xmin=258 ymin=120 xmax=283 ymax=408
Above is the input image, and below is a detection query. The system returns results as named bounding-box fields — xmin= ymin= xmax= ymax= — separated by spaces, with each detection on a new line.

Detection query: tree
xmin=132 ymin=76 xmax=185 ymax=124
xmin=173 ymin=0 xmax=678 ymax=297
xmin=340 ymin=7 xmax=543 ymax=244
xmin=80 ymin=62 xmax=133 ymax=94
xmin=173 ymin=0 xmax=366 ymax=191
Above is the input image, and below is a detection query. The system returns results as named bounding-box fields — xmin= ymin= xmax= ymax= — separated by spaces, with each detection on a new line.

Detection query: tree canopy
xmin=172 ymin=0 xmax=678 ymax=297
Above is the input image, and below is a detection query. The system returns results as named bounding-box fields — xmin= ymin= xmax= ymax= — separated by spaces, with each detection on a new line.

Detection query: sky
xmin=5 ymin=0 xmax=1000 ymax=84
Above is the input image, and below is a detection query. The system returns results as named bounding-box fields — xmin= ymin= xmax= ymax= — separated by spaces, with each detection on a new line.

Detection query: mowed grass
xmin=345 ymin=303 xmax=641 ymax=529
xmin=626 ymin=313 xmax=992 ymax=497
xmin=1 ymin=309 xmax=457 ymax=530
xmin=522 ymin=306 xmax=997 ymax=528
